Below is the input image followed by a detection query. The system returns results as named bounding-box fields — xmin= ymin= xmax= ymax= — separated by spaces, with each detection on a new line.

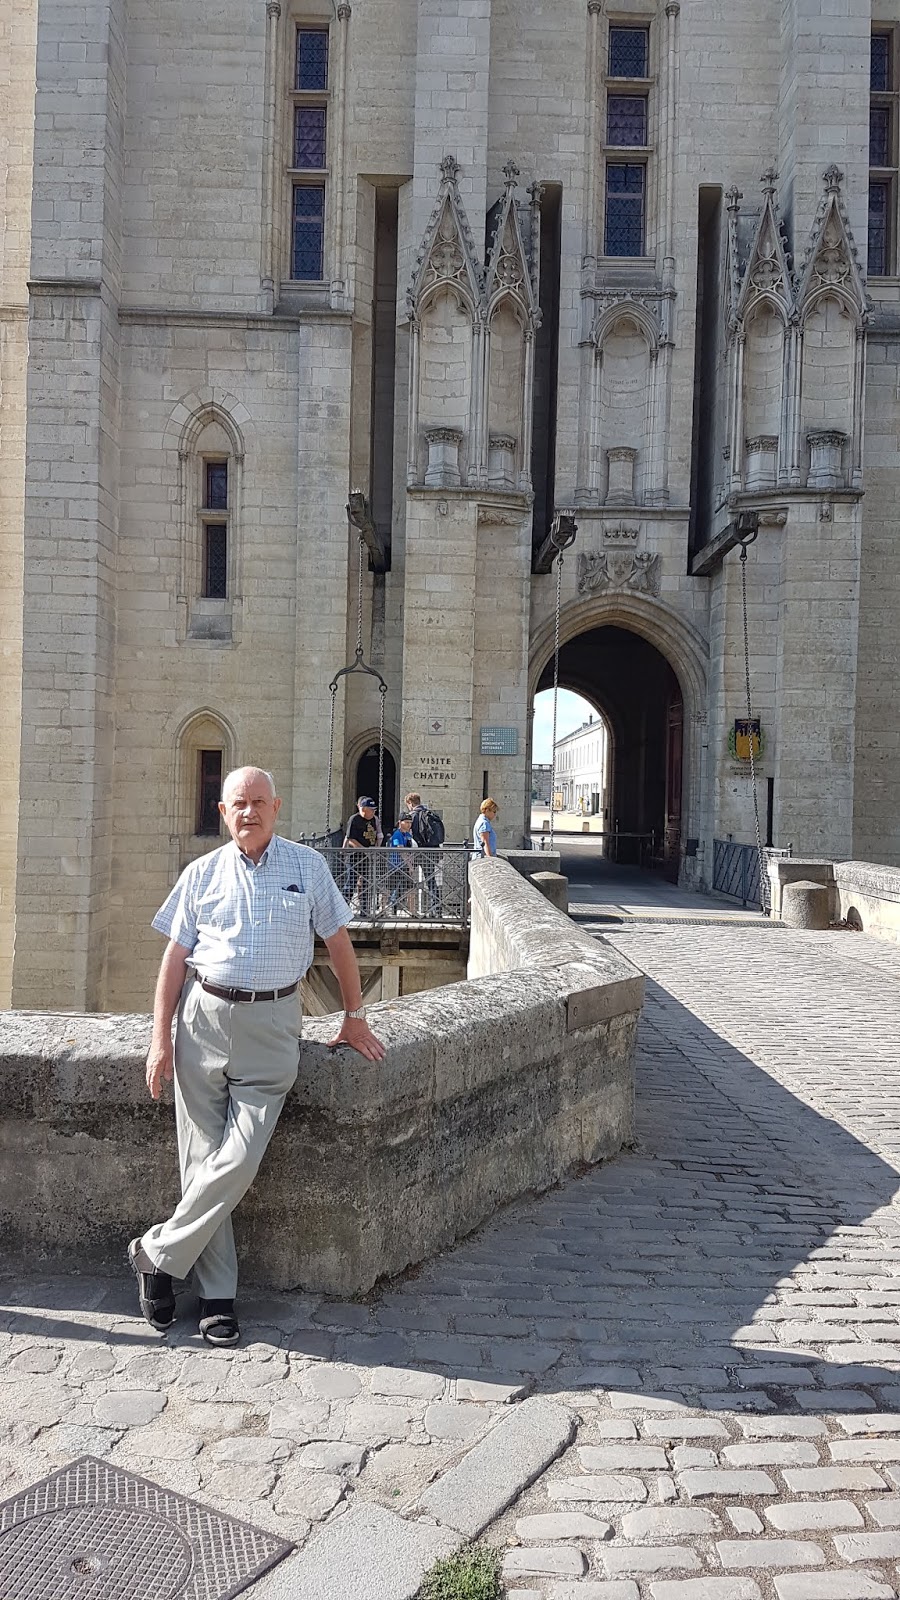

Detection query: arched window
xmin=175 ymin=406 xmax=244 ymax=644
xmin=174 ymin=710 xmax=236 ymax=864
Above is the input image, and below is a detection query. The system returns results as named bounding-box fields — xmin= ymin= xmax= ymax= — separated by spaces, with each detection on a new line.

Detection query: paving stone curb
xmin=247 ymin=1500 xmax=461 ymax=1600
xmin=419 ymin=1395 xmax=576 ymax=1537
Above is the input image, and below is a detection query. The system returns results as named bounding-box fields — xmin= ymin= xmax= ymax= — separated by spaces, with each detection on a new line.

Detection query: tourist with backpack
xmin=405 ymin=791 xmax=444 ymax=915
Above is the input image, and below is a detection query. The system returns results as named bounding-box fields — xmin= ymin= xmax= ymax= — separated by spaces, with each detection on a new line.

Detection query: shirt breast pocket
xmin=278 ymin=890 xmax=308 ymax=924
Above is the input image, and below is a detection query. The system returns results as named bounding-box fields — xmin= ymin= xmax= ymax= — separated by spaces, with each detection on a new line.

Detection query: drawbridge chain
xmin=736 ymin=521 xmax=770 ymax=915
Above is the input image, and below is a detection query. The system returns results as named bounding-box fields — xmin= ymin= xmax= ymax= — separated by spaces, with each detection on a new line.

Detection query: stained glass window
xmin=292 ymin=185 xmax=325 ymax=280
xmin=204 ymin=461 xmax=228 ymax=511
xmin=605 ymin=164 xmax=645 ymax=257
xmin=197 ymin=750 xmax=223 ymax=836
xmin=872 ymin=32 xmax=891 ymax=93
xmin=869 ymin=179 xmax=890 ymax=276
xmin=294 ymin=106 xmax=327 ymax=170
xmin=608 ymin=26 xmax=649 ymax=80
xmin=871 ymin=105 xmax=892 ymax=167
xmin=203 ymin=524 xmax=228 ymax=599
xmin=296 ymin=28 xmax=328 ymax=91
xmin=607 ymin=94 xmax=648 ymax=147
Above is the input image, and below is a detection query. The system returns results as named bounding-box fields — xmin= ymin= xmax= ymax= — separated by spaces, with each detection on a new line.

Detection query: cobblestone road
xmin=3 ymin=898 xmax=900 ymax=1600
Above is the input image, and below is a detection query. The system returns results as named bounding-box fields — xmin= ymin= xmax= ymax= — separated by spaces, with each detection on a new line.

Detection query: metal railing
xmin=713 ymin=838 xmax=761 ymax=907
xmin=310 ymin=845 xmax=470 ymax=927
xmin=713 ymin=839 xmax=793 ymax=909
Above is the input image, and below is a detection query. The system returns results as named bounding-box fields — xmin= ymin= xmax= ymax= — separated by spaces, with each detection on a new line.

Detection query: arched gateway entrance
xmin=529 ymin=597 xmax=708 ymax=884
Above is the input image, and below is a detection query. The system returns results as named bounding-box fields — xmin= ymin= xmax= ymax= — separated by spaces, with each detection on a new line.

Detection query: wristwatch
xmin=345 ymin=1006 xmax=367 ymax=1020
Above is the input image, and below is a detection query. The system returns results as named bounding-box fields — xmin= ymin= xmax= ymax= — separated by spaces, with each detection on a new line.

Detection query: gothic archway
xmin=529 ymin=595 xmax=708 ymax=881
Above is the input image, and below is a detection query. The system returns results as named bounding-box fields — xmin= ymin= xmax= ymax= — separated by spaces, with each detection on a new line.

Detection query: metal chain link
xmin=356 ymin=534 xmax=365 ymax=659
xmin=377 ymin=684 xmax=386 ymax=832
xmin=548 ymin=549 xmax=564 ymax=854
xmin=739 ymin=542 xmax=769 ymax=915
xmin=324 ymin=681 xmax=339 ymax=838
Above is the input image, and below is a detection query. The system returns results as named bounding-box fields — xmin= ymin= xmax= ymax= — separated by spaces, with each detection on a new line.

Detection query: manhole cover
xmin=0 ymin=1456 xmax=293 ymax=1600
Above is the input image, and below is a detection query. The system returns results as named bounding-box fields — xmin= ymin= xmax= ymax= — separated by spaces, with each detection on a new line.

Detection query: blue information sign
xmin=480 ymin=726 xmax=518 ymax=756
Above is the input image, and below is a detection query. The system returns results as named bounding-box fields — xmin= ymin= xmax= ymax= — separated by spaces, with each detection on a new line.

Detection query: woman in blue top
xmin=473 ymin=797 xmax=498 ymax=857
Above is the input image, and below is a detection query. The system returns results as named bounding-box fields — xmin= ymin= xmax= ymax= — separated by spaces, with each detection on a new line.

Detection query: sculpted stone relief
xmin=577 ymin=550 xmax=661 ymax=598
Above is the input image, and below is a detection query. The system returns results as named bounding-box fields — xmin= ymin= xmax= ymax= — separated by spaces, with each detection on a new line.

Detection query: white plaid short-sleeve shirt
xmin=152 ymin=835 xmax=352 ymax=989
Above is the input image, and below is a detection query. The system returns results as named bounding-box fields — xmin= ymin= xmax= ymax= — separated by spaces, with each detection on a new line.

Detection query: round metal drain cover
xmin=0 ymin=1504 xmax=193 ymax=1599
xmin=0 ymin=1456 xmax=293 ymax=1600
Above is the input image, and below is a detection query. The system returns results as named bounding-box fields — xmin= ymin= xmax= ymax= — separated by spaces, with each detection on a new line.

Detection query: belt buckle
xmin=249 ymin=990 xmax=257 ymax=1003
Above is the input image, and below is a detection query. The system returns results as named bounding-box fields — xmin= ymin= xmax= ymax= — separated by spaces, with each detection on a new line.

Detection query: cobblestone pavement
xmin=3 ymin=911 xmax=900 ymax=1599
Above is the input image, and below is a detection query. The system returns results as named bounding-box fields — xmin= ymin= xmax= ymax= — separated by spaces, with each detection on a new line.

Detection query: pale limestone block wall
xmin=774 ymin=498 xmax=860 ymax=858
xmin=410 ymin=0 xmax=491 ymax=252
xmin=472 ymin=509 xmax=532 ymax=830
xmin=778 ymin=0 xmax=870 ymax=257
xmin=13 ymin=0 xmax=127 ymax=1009
xmin=105 ymin=330 xmax=303 ymax=1012
xmin=0 ymin=0 xmax=37 ymax=1004
xmin=121 ymin=0 xmax=267 ymax=311
xmin=400 ymin=493 xmax=478 ymax=842
xmin=853 ymin=341 xmax=900 ymax=866
xmin=290 ymin=317 xmax=354 ymax=838
xmin=707 ymin=535 xmax=781 ymax=856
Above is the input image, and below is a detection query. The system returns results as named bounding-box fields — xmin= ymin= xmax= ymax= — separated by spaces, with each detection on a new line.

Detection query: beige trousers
xmin=141 ymin=974 xmax=301 ymax=1299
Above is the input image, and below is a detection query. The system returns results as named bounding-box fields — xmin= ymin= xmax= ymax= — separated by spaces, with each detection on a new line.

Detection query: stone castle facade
xmin=2 ymin=0 xmax=899 ymax=1010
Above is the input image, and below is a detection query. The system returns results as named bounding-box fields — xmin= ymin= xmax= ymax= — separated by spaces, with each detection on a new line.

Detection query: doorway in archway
xmin=536 ymin=624 xmax=683 ymax=879
xmin=354 ymin=745 xmax=398 ymax=833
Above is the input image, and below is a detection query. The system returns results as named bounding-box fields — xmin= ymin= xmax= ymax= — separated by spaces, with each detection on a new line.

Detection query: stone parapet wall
xmin=0 ymin=862 xmax=642 ymax=1296
xmin=767 ymin=856 xmax=900 ymax=946
xmin=835 ymin=861 xmax=900 ymax=944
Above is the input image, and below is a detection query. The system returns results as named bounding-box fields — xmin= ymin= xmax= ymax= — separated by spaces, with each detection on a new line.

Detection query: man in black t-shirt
xmin=343 ymin=796 xmax=378 ymax=913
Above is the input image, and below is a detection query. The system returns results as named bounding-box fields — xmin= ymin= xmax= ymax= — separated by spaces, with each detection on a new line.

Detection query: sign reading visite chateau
xmin=412 ymin=754 xmax=456 ymax=788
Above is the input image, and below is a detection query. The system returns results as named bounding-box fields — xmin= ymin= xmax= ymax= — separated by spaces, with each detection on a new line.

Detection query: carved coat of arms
xmin=577 ymin=551 xmax=661 ymax=597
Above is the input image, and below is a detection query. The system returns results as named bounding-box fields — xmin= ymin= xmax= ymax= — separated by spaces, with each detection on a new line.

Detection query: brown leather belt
xmin=197 ymin=977 xmax=299 ymax=1004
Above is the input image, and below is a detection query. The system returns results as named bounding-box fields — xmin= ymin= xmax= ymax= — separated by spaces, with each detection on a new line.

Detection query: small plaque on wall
xmin=480 ymin=726 xmax=518 ymax=756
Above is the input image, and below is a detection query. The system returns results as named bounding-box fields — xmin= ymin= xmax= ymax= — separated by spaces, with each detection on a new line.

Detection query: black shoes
xmin=198 ymin=1299 xmax=241 ymax=1346
xmin=128 ymin=1238 xmax=176 ymax=1332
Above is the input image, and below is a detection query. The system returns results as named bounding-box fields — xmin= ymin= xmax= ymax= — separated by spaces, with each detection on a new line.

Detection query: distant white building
xmin=531 ymin=764 xmax=553 ymax=805
xmin=555 ymin=718 xmax=609 ymax=817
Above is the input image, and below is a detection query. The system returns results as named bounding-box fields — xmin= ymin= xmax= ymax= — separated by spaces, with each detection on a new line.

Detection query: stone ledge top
xmin=834 ymin=860 xmax=900 ymax=903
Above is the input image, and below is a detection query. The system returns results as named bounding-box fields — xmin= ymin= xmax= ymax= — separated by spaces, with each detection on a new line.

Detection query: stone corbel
xmin=744 ymin=435 xmax=778 ymax=493
xmin=424 ymin=426 xmax=464 ymax=489
xmin=806 ymin=429 xmax=846 ymax=491
xmin=488 ymin=433 xmax=518 ymax=490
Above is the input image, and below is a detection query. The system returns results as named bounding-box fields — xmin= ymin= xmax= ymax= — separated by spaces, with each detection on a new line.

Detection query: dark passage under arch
xmin=354 ymin=746 xmax=398 ymax=833
xmin=537 ymin=623 xmax=683 ymax=877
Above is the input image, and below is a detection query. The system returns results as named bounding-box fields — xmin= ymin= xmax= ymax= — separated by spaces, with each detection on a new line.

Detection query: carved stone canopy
xmin=727 ymin=165 xmax=869 ymax=333
xmin=409 ymin=157 xmax=540 ymax=327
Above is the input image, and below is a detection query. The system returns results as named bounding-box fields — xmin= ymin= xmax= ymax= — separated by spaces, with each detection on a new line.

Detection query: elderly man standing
xmin=129 ymin=766 xmax=384 ymax=1347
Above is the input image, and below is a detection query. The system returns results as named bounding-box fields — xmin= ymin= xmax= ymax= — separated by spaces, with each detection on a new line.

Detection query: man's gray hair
xmin=221 ymin=766 xmax=277 ymax=799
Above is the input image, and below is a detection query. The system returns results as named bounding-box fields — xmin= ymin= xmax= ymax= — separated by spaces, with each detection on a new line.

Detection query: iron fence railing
xmin=712 ymin=838 xmax=762 ymax=907
xmin=310 ymin=845 xmax=470 ymax=927
xmin=713 ymin=839 xmax=794 ymax=909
